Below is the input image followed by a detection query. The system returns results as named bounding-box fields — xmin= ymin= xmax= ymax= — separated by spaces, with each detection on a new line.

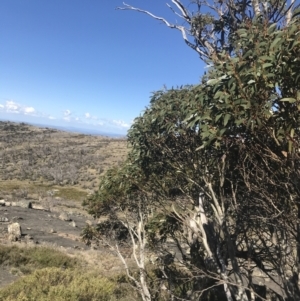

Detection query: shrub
xmin=0 ymin=268 xmax=116 ymax=301
xmin=0 ymin=245 xmax=78 ymax=274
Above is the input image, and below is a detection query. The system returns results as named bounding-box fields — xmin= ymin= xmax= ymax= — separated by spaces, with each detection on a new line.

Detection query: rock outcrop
xmin=18 ymin=200 xmax=32 ymax=209
xmin=8 ymin=223 xmax=22 ymax=241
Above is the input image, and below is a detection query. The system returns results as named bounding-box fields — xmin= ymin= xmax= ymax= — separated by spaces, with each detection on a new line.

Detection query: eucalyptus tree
xmin=126 ymin=12 xmax=300 ymax=300
xmin=117 ymin=0 xmax=296 ymax=61
xmin=85 ymin=2 xmax=300 ymax=300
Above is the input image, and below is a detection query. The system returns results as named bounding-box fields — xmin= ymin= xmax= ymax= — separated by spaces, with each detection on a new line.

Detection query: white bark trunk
xmin=198 ymin=191 xmax=249 ymax=301
xmin=114 ymin=209 xmax=151 ymax=301
xmin=286 ymin=0 xmax=295 ymax=25
xmin=252 ymin=0 xmax=260 ymax=17
xmin=193 ymin=194 xmax=235 ymax=301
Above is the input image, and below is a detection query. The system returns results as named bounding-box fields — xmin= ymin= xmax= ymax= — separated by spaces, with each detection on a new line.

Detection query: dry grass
xmin=0 ymin=121 xmax=128 ymax=194
xmin=0 ymin=244 xmax=80 ymax=275
xmin=0 ymin=121 xmax=129 ymax=211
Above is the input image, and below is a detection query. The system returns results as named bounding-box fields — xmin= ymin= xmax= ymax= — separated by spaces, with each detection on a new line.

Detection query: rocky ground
xmin=0 ymin=200 xmax=97 ymax=288
xmin=0 ymin=205 xmax=89 ymax=249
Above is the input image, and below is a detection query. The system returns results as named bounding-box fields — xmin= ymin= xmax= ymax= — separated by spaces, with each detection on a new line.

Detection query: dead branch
xmin=116 ymin=2 xmax=214 ymax=60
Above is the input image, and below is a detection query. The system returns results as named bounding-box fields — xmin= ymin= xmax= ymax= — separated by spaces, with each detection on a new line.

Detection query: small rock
xmin=8 ymin=223 xmax=22 ymax=241
xmin=18 ymin=200 xmax=32 ymax=209
xmin=70 ymin=221 xmax=77 ymax=228
xmin=50 ymin=228 xmax=57 ymax=233
xmin=0 ymin=217 xmax=9 ymax=222
xmin=59 ymin=212 xmax=71 ymax=221
xmin=0 ymin=200 xmax=5 ymax=206
xmin=31 ymin=204 xmax=47 ymax=211
xmin=4 ymin=202 xmax=11 ymax=206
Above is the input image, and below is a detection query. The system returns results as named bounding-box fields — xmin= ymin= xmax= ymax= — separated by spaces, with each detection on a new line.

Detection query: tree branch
xmin=116 ymin=2 xmax=214 ymax=60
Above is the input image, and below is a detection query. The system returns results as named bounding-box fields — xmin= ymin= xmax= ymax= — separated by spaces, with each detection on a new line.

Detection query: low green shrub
xmin=0 ymin=245 xmax=139 ymax=301
xmin=0 ymin=267 xmax=116 ymax=301
xmin=0 ymin=245 xmax=79 ymax=274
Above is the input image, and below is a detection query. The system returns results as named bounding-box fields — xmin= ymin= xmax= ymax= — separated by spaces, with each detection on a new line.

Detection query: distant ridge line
xmin=0 ymin=119 xmax=126 ymax=139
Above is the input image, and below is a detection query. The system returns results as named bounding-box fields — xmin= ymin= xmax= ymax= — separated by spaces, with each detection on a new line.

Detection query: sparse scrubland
xmin=0 ymin=122 xmax=134 ymax=300
xmin=0 ymin=121 xmax=127 ymax=210
xmin=2 ymin=1 xmax=300 ymax=301
xmin=0 ymin=121 xmax=127 ymax=191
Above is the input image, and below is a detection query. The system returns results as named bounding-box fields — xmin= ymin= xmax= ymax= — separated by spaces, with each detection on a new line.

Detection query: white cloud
xmin=6 ymin=101 xmax=20 ymax=113
xmin=85 ymin=112 xmax=98 ymax=121
xmin=112 ymin=119 xmax=130 ymax=129
xmin=0 ymin=100 xmax=130 ymax=134
xmin=24 ymin=107 xmax=35 ymax=114
xmin=0 ymin=100 xmax=36 ymax=116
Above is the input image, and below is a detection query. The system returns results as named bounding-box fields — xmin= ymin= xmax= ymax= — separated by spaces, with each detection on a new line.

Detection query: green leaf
xmin=259 ymin=55 xmax=273 ymax=61
xmin=262 ymin=63 xmax=273 ymax=68
xmin=280 ymin=98 xmax=296 ymax=103
xmin=235 ymin=119 xmax=245 ymax=126
xmin=215 ymin=113 xmax=223 ymax=122
xmin=268 ymin=23 xmax=277 ymax=34
xmin=214 ymin=91 xmax=223 ymax=99
xmin=256 ymin=118 xmax=262 ymax=126
xmin=206 ymin=78 xmax=219 ymax=86
xmin=201 ymin=130 xmax=211 ymax=138
xmin=219 ymin=128 xmax=226 ymax=136
xmin=270 ymin=37 xmax=281 ymax=50
xmin=223 ymin=114 xmax=231 ymax=126
xmin=291 ymin=40 xmax=300 ymax=50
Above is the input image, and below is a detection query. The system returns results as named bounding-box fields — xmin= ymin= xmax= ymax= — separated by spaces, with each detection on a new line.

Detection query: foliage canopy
xmin=85 ymin=4 xmax=300 ymax=301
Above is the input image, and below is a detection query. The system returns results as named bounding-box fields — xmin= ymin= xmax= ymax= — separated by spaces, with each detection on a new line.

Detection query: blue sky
xmin=0 ymin=1 xmax=205 ymax=134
